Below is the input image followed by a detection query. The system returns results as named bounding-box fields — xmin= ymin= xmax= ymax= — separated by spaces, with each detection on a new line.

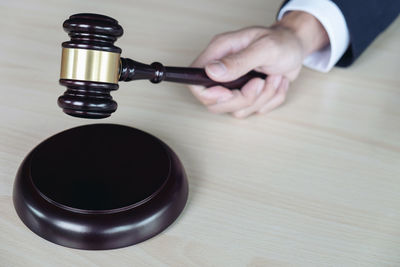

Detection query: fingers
xmin=232 ymin=75 xmax=282 ymax=118
xmin=258 ymin=77 xmax=289 ymax=114
xmin=227 ymin=76 xmax=289 ymax=118
xmin=189 ymin=76 xmax=289 ymax=117
xmin=206 ymin=78 xmax=264 ymax=114
xmin=188 ymin=84 xmax=233 ymax=106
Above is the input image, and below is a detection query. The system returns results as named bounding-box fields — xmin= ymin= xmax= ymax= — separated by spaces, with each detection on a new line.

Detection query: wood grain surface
xmin=0 ymin=0 xmax=399 ymax=266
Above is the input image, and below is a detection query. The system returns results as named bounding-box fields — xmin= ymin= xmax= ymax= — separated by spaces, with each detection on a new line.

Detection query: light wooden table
xmin=1 ymin=0 xmax=399 ymax=266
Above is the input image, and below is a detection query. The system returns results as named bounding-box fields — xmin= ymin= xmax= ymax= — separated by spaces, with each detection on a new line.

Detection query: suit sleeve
xmin=280 ymin=0 xmax=400 ymax=67
xmin=332 ymin=0 xmax=399 ymax=66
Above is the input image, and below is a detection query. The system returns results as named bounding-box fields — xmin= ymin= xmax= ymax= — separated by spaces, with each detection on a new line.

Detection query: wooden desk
xmin=1 ymin=0 xmax=399 ymax=266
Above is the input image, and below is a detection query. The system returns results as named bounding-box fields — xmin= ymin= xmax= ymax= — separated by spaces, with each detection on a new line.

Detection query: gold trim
xmin=60 ymin=48 xmax=120 ymax=84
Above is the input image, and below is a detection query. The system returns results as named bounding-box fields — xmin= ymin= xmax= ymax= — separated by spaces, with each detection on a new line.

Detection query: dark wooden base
xmin=13 ymin=124 xmax=188 ymax=250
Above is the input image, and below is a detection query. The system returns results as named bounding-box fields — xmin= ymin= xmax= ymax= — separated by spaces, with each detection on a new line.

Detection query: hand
xmin=188 ymin=11 xmax=329 ymax=118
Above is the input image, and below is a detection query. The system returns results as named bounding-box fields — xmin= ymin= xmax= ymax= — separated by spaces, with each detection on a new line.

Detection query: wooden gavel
xmin=59 ymin=13 xmax=267 ymax=118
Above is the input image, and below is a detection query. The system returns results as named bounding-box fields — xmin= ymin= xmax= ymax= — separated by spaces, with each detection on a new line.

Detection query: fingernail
xmin=273 ymin=76 xmax=282 ymax=89
xmin=206 ymin=61 xmax=227 ymax=77
xmin=217 ymin=93 xmax=233 ymax=103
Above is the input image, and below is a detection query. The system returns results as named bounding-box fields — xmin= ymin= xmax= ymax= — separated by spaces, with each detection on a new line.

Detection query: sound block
xmin=13 ymin=124 xmax=188 ymax=250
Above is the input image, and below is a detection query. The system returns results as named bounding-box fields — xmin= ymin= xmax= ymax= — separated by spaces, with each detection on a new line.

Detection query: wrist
xmin=275 ymin=11 xmax=329 ymax=58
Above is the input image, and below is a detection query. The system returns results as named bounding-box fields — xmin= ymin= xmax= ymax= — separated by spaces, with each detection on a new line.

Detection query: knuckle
xmin=211 ymin=33 xmax=227 ymax=43
xmin=260 ymin=36 xmax=279 ymax=50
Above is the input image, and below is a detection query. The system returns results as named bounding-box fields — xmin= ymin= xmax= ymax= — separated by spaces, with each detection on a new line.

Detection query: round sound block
xmin=13 ymin=124 xmax=188 ymax=250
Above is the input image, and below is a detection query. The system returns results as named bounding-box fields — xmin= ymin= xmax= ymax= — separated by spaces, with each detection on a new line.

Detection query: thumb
xmin=205 ymin=44 xmax=265 ymax=83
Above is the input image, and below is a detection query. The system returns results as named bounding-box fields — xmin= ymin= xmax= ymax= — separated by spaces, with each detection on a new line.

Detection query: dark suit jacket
xmin=280 ymin=0 xmax=400 ymax=67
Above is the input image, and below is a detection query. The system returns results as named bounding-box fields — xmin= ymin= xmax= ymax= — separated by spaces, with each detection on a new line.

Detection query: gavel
xmin=59 ymin=13 xmax=267 ymax=118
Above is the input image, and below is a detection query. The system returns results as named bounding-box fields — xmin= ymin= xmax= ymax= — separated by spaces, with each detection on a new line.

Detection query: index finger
xmin=191 ymin=27 xmax=269 ymax=68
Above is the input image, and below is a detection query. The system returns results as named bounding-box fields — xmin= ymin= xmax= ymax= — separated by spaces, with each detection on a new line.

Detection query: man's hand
xmin=188 ymin=11 xmax=329 ymax=118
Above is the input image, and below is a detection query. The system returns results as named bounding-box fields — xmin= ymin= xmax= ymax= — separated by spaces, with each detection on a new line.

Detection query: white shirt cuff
xmin=277 ymin=0 xmax=350 ymax=73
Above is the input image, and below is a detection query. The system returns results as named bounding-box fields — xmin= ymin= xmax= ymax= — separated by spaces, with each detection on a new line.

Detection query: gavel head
xmin=59 ymin=13 xmax=123 ymax=119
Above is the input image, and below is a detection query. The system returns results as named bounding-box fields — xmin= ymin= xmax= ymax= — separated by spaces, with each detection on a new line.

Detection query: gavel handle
xmin=164 ymin=67 xmax=266 ymax=89
xmin=119 ymin=57 xmax=267 ymax=90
